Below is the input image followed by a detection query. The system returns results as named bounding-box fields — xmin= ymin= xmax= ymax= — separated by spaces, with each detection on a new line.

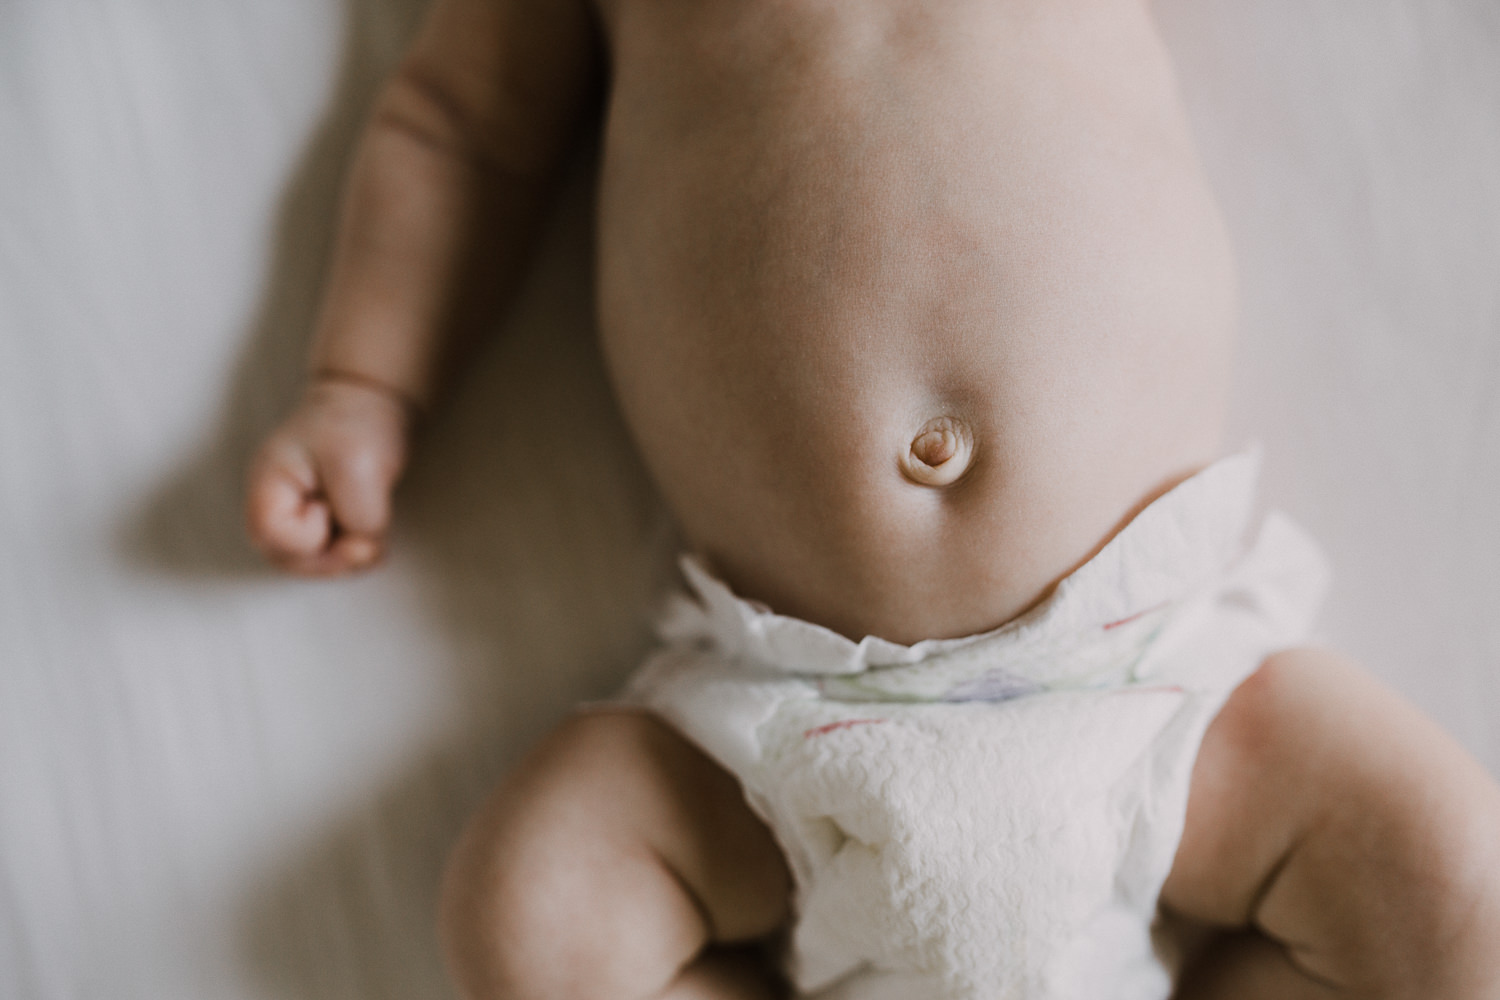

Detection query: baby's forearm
xmin=310 ymin=0 xmax=601 ymax=409
xmin=311 ymin=71 xmax=558 ymax=408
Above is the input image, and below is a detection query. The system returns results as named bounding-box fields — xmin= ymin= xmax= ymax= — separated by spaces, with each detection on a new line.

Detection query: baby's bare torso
xmin=592 ymin=0 xmax=1235 ymax=642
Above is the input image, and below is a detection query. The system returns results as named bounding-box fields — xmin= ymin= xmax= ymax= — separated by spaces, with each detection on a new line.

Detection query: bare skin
xmin=244 ymin=0 xmax=1500 ymax=996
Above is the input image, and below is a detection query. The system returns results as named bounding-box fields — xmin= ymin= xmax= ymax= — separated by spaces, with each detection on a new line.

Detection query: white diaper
xmin=623 ymin=451 xmax=1328 ymax=1000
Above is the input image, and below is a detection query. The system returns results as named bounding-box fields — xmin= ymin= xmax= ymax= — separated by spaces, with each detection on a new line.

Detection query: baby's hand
xmin=246 ymin=376 xmax=415 ymax=575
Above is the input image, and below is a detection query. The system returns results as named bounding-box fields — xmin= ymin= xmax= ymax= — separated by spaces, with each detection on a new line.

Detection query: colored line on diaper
xmin=804 ymin=718 xmax=886 ymax=739
xmin=1102 ymin=602 xmax=1167 ymax=631
xmin=1116 ymin=684 xmax=1185 ymax=696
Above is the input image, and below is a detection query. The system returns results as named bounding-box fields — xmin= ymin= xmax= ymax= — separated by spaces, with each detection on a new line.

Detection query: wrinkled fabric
xmin=626 ymin=451 xmax=1329 ymax=999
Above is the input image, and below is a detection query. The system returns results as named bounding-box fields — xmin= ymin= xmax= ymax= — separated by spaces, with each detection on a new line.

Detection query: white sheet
xmin=1 ymin=2 xmax=1496 ymax=998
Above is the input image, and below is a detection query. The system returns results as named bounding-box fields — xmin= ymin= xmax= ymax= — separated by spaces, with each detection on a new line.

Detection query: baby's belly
xmin=592 ymin=0 xmax=1235 ymax=642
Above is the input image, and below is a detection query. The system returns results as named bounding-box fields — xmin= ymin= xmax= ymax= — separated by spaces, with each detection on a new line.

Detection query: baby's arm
xmin=1164 ymin=648 xmax=1500 ymax=998
xmin=247 ymin=0 xmax=600 ymax=574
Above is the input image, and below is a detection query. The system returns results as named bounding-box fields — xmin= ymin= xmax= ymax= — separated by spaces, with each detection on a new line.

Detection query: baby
xmin=247 ymin=0 xmax=1500 ymax=997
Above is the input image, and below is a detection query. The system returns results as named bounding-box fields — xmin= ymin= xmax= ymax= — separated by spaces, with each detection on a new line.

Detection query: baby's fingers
xmin=282 ymin=440 xmax=401 ymax=575
xmin=247 ymin=444 xmax=330 ymax=556
xmin=272 ymin=530 xmax=382 ymax=577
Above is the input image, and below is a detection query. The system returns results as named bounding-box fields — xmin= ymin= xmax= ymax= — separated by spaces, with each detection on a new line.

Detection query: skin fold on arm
xmin=246 ymin=0 xmax=600 ymax=575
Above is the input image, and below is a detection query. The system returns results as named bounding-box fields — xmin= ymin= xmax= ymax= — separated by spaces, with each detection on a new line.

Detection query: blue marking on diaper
xmin=942 ymin=670 xmax=1044 ymax=703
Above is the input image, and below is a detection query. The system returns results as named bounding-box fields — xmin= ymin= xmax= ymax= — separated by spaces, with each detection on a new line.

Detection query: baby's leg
xmin=1164 ymin=648 xmax=1500 ymax=998
xmin=439 ymin=711 xmax=792 ymax=1000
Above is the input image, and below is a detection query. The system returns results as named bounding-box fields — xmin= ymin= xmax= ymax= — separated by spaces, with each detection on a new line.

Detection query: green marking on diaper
xmin=815 ymin=606 xmax=1171 ymax=704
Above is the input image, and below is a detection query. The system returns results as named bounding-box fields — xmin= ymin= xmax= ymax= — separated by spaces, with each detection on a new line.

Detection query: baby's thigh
xmin=1164 ymin=648 xmax=1500 ymax=996
xmin=439 ymin=709 xmax=791 ymax=1000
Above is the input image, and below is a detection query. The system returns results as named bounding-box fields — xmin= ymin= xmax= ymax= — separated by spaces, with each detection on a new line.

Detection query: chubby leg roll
xmin=438 ymin=710 xmax=792 ymax=1000
xmin=1166 ymin=648 xmax=1500 ymax=999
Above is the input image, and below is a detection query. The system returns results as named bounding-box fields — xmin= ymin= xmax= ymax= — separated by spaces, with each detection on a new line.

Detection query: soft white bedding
xmin=1 ymin=2 xmax=1496 ymax=998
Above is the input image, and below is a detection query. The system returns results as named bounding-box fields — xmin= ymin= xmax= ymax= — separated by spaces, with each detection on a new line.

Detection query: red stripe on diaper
xmin=1117 ymin=684 xmax=1185 ymax=696
xmin=1102 ymin=602 xmax=1166 ymax=631
xmin=803 ymin=719 xmax=885 ymax=739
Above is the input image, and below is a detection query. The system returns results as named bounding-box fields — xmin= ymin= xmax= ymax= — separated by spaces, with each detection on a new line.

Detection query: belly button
xmin=900 ymin=416 xmax=975 ymax=487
